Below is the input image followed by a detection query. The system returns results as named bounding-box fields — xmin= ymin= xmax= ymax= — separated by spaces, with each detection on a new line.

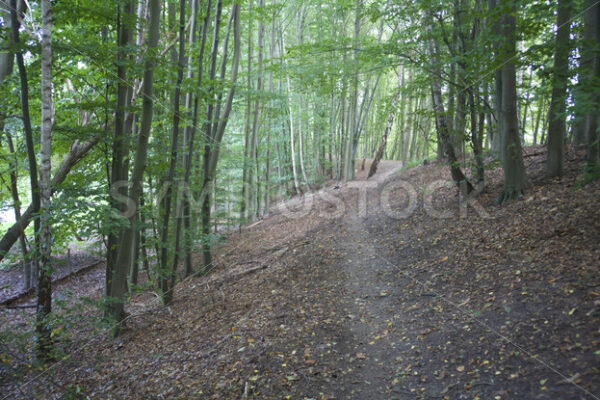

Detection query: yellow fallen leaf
xmin=456 ymin=365 xmax=465 ymax=372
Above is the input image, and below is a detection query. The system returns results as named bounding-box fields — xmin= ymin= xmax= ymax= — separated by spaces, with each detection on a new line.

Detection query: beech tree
xmin=546 ymin=0 xmax=572 ymax=178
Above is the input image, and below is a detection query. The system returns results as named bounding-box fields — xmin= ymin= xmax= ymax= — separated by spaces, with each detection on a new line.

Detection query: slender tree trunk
xmin=470 ymin=89 xmax=485 ymax=186
xmin=344 ymin=0 xmax=361 ymax=181
xmin=488 ymin=0 xmax=503 ymax=159
xmin=175 ymin=0 xmax=198 ymax=279
xmin=427 ymin=11 xmax=474 ymax=193
xmin=241 ymin=0 xmax=254 ymax=219
xmin=281 ymin=10 xmax=301 ymax=194
xmin=368 ymin=82 xmax=401 ymax=178
xmin=584 ymin=0 xmax=600 ymax=176
xmin=402 ymin=68 xmax=414 ymax=165
xmin=251 ymin=0 xmax=266 ymax=214
xmin=2 ymin=133 xmax=30 ymax=288
xmin=36 ymin=0 xmax=54 ymax=361
xmin=106 ymin=0 xmax=135 ymax=301
xmin=130 ymin=225 xmax=140 ymax=286
xmin=10 ymin=0 xmax=40 ymax=289
xmin=532 ymin=94 xmax=544 ymax=145
xmin=265 ymin=4 xmax=275 ymax=214
xmin=200 ymin=0 xmax=223 ymax=271
xmin=392 ymin=67 xmax=405 ymax=161
xmin=184 ymin=0 xmax=212 ymax=276
xmin=497 ymin=6 xmax=529 ymax=202
xmin=0 ymin=3 xmax=30 ymax=284
xmin=546 ymin=0 xmax=572 ymax=178
xmin=409 ymin=95 xmax=422 ymax=161
xmin=0 ymin=2 xmax=16 ymax=84
xmin=159 ymin=0 xmax=186 ymax=305
xmin=202 ymin=1 xmax=241 ymax=270
xmin=109 ymin=0 xmax=161 ymax=335
xmin=573 ymin=2 xmax=594 ymax=149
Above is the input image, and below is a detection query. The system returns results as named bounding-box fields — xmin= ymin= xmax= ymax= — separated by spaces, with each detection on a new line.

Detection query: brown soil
xmin=1 ymin=152 xmax=599 ymax=400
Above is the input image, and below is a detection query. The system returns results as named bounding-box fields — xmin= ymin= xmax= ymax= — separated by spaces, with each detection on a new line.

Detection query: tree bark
xmin=497 ymin=5 xmax=529 ymax=202
xmin=546 ymin=0 xmax=572 ymax=178
xmin=368 ymin=83 xmax=401 ymax=178
xmin=281 ymin=8 xmax=301 ymax=195
xmin=36 ymin=0 xmax=54 ymax=362
xmin=201 ymin=1 xmax=241 ymax=270
xmin=584 ymin=0 xmax=600 ymax=176
xmin=427 ymin=11 xmax=474 ymax=193
xmin=159 ymin=0 xmax=186 ymax=305
xmin=109 ymin=0 xmax=161 ymax=335
xmin=185 ymin=0 xmax=212 ymax=276
xmin=241 ymin=0 xmax=254 ymax=219
xmin=106 ymin=0 xmax=135 ymax=301
xmin=10 ymin=0 xmax=40 ymax=287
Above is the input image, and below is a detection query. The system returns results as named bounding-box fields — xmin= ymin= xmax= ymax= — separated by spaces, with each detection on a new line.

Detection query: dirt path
xmin=280 ymin=161 xmax=456 ymax=399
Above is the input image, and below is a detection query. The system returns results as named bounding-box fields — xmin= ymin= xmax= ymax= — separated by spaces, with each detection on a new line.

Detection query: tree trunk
xmin=0 ymin=2 xmax=29 ymax=285
xmin=585 ymin=0 xmax=600 ymax=176
xmin=201 ymin=1 xmax=241 ymax=271
xmin=2 ymin=133 xmax=31 ymax=289
xmin=184 ymin=0 xmax=212 ymax=276
xmin=546 ymin=0 xmax=572 ymax=178
xmin=251 ymin=0 xmax=266 ymax=214
xmin=241 ymin=0 xmax=254 ymax=219
xmin=200 ymin=0 xmax=223 ymax=271
xmin=402 ymin=68 xmax=414 ymax=165
xmin=281 ymin=9 xmax=301 ymax=195
xmin=488 ymin=0 xmax=503 ymax=160
xmin=427 ymin=11 xmax=474 ymax=193
xmin=36 ymin=0 xmax=54 ymax=362
xmin=0 ymin=2 xmax=16 ymax=84
xmin=368 ymin=83 xmax=401 ymax=178
xmin=159 ymin=0 xmax=186 ymax=305
xmin=10 ymin=0 xmax=40 ymax=288
xmin=497 ymin=6 xmax=529 ymax=202
xmin=106 ymin=0 xmax=135 ymax=301
xmin=532 ymin=94 xmax=544 ymax=145
xmin=109 ymin=0 xmax=161 ymax=335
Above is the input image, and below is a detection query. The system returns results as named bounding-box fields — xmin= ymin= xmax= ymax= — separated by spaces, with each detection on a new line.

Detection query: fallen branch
xmin=232 ymin=264 xmax=268 ymax=279
xmin=3 ymin=303 xmax=36 ymax=309
xmin=0 ymin=258 xmax=103 ymax=306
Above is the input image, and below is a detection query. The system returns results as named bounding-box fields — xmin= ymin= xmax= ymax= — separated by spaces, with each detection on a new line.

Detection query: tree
xmin=108 ymin=0 xmax=161 ymax=334
xmin=159 ymin=0 xmax=186 ymax=305
xmin=368 ymin=80 xmax=401 ymax=178
xmin=583 ymin=0 xmax=600 ymax=178
xmin=201 ymin=0 xmax=241 ymax=271
xmin=9 ymin=0 xmax=40 ymax=285
xmin=546 ymin=0 xmax=572 ymax=178
xmin=36 ymin=0 xmax=54 ymax=361
xmin=427 ymin=10 xmax=474 ymax=193
xmin=495 ymin=0 xmax=529 ymax=202
xmin=105 ymin=0 xmax=135 ymax=305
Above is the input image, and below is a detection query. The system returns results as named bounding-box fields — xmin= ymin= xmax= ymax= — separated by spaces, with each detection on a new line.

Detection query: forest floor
xmin=2 ymin=149 xmax=600 ymax=400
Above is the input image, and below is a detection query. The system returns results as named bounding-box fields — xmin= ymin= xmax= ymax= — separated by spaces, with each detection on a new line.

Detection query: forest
xmin=1 ymin=0 xmax=599 ymax=398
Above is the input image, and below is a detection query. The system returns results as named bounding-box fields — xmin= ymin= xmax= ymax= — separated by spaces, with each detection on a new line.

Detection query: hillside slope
xmin=3 ymin=151 xmax=600 ymax=400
